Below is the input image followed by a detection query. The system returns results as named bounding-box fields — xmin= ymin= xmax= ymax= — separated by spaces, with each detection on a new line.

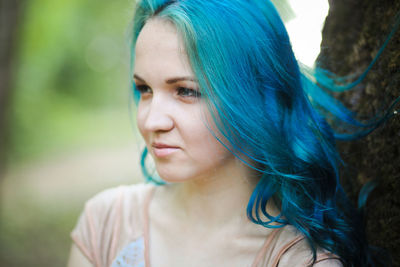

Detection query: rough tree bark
xmin=318 ymin=0 xmax=400 ymax=265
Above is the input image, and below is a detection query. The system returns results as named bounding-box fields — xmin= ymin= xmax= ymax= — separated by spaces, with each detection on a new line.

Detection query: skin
xmin=67 ymin=17 xmax=341 ymax=267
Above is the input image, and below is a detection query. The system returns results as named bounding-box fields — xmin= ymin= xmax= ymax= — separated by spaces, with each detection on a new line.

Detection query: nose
xmin=141 ymin=94 xmax=174 ymax=133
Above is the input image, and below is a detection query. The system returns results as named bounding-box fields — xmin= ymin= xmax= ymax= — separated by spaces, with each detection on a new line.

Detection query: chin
xmin=156 ymin=166 xmax=207 ymax=183
xmin=158 ymin=172 xmax=196 ymax=183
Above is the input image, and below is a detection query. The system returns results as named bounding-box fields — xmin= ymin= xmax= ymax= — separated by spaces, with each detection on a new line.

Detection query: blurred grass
xmin=0 ymin=201 xmax=78 ymax=267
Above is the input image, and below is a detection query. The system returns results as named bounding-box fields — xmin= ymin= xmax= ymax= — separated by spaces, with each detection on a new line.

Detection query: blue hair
xmin=130 ymin=0 xmax=399 ymax=265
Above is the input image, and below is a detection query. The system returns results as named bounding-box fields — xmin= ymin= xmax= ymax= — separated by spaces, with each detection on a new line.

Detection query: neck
xmin=165 ymin=158 xmax=268 ymax=230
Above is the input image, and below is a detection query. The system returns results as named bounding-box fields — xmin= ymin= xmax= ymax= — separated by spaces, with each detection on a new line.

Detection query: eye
xmin=135 ymin=84 xmax=152 ymax=95
xmin=177 ymin=87 xmax=202 ymax=98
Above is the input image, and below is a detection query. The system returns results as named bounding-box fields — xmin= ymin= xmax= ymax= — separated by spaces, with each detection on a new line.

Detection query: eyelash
xmin=135 ymin=85 xmax=202 ymax=98
xmin=135 ymin=85 xmax=152 ymax=94
xmin=177 ymin=87 xmax=202 ymax=98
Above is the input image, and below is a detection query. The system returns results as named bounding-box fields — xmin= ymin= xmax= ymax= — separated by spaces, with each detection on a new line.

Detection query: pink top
xmin=71 ymin=184 xmax=342 ymax=267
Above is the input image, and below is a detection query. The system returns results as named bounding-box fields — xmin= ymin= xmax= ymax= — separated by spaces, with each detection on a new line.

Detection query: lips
xmin=151 ymin=142 xmax=180 ymax=157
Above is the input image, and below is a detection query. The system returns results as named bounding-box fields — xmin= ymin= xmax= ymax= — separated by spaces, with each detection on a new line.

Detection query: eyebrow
xmin=133 ymin=74 xmax=197 ymax=84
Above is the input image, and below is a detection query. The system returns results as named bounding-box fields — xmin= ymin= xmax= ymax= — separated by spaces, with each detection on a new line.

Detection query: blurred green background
xmin=9 ymin=0 xmax=137 ymax=163
xmin=1 ymin=0 xmax=143 ymax=266
xmin=0 ymin=0 xmax=327 ymax=266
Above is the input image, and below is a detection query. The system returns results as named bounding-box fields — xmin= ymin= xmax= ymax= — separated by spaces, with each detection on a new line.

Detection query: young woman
xmin=67 ymin=0 xmax=383 ymax=266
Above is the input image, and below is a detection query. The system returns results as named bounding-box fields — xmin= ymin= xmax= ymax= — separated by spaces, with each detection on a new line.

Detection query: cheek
xmin=185 ymin=118 xmax=231 ymax=162
xmin=136 ymin=104 xmax=148 ymax=140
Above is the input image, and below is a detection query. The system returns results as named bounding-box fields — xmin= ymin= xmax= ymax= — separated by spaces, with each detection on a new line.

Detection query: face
xmin=134 ymin=18 xmax=235 ymax=183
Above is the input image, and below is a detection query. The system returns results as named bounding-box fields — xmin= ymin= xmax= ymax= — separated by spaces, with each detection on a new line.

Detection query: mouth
xmin=151 ymin=142 xmax=180 ymax=157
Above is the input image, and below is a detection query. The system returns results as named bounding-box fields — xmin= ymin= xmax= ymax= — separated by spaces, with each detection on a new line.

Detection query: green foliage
xmin=271 ymin=0 xmax=296 ymax=22
xmin=10 ymin=0 xmax=137 ymax=163
xmin=3 ymin=1 xmax=137 ymax=265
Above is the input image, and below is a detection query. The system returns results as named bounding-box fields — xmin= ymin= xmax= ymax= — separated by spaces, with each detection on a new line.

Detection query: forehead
xmin=136 ymin=18 xmax=180 ymax=53
xmin=134 ymin=18 xmax=192 ymax=75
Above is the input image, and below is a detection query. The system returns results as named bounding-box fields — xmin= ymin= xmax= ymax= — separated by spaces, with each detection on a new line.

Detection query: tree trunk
xmin=318 ymin=0 xmax=400 ymax=265
xmin=0 ymin=0 xmax=23 ymax=179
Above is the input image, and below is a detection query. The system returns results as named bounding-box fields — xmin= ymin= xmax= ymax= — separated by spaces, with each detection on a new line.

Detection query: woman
xmin=68 ymin=0 xmax=379 ymax=266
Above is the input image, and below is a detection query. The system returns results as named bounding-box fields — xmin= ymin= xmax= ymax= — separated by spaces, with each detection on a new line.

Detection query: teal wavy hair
xmin=130 ymin=0 xmax=399 ymax=265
